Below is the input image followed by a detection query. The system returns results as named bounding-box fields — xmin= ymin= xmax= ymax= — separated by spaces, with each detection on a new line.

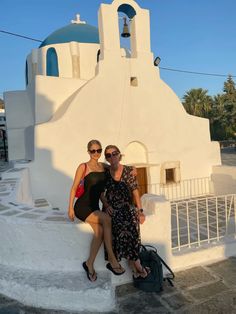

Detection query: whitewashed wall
xmin=4 ymin=0 xmax=221 ymax=209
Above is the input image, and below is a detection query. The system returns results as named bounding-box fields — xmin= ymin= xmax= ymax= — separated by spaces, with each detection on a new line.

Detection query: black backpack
xmin=133 ymin=245 xmax=175 ymax=292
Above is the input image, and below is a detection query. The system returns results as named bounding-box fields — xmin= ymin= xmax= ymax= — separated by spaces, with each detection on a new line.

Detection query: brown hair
xmin=104 ymin=145 xmax=122 ymax=160
xmin=87 ymin=139 xmax=102 ymax=151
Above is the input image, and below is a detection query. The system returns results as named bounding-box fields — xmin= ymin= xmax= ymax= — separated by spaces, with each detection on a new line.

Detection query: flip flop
xmin=137 ymin=266 xmax=151 ymax=278
xmin=106 ymin=263 xmax=125 ymax=276
xmin=82 ymin=262 xmax=97 ymax=282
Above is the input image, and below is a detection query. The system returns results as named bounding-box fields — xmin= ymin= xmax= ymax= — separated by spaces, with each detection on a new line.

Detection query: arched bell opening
xmin=117 ymin=4 xmax=136 ymax=58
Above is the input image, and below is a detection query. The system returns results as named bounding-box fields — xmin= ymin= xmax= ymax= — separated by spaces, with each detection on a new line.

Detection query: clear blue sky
xmin=1 ymin=0 xmax=236 ymax=100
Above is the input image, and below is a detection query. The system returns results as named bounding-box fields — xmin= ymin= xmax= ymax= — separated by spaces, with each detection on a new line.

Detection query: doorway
xmin=136 ymin=167 xmax=147 ymax=196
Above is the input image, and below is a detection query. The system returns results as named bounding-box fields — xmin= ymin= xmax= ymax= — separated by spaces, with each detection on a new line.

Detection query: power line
xmin=159 ymin=66 xmax=236 ymax=78
xmin=0 ymin=29 xmax=235 ymax=78
xmin=0 ymin=30 xmax=42 ymax=43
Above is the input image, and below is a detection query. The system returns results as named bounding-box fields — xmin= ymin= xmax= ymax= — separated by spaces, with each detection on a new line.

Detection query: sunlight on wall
xmin=123 ymin=141 xmax=147 ymax=164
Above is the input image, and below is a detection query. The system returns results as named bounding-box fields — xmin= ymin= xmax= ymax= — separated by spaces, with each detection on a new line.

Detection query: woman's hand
xmin=68 ymin=208 xmax=75 ymax=221
xmin=131 ymin=166 xmax=137 ymax=177
xmin=106 ymin=205 xmax=113 ymax=216
xmin=138 ymin=212 xmax=145 ymax=224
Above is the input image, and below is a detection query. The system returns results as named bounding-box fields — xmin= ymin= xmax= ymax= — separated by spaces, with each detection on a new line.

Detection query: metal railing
xmin=145 ymin=177 xmax=211 ymax=201
xmin=171 ymin=194 xmax=236 ymax=252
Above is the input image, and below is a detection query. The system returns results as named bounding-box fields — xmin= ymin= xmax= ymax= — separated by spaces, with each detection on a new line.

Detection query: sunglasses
xmin=89 ymin=148 xmax=102 ymax=154
xmin=105 ymin=151 xmax=120 ymax=159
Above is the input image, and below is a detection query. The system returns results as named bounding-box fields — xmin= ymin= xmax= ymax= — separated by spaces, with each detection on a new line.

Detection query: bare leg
xmin=85 ymin=211 xmax=124 ymax=273
xmin=85 ymin=222 xmax=103 ymax=281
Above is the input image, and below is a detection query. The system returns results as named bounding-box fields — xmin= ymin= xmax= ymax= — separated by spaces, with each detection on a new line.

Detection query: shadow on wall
xmin=30 ymin=147 xmax=75 ymax=211
xmin=36 ymin=80 xmax=84 ymax=124
xmin=211 ymin=173 xmax=236 ymax=196
xmin=28 ymin=92 xmax=86 ymax=209
xmin=36 ymin=93 xmax=54 ymax=123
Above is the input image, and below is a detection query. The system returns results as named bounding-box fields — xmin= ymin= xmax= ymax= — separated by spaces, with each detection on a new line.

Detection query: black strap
xmin=140 ymin=244 xmax=157 ymax=253
xmin=141 ymin=244 xmax=175 ymax=280
xmin=156 ymin=252 xmax=175 ymax=279
xmin=164 ymin=277 xmax=174 ymax=286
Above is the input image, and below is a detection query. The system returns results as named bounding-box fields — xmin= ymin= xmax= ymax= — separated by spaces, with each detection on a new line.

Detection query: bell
xmin=121 ymin=17 xmax=130 ymax=38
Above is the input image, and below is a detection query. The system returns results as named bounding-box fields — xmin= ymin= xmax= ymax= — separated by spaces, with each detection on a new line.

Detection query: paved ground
xmin=1 ymin=149 xmax=236 ymax=314
xmin=221 ymin=147 xmax=236 ymax=166
xmin=1 ymin=257 xmax=236 ymax=313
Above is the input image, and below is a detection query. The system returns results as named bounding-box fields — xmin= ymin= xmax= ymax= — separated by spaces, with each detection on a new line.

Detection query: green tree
xmin=182 ymin=76 xmax=236 ymax=141
xmin=182 ymin=88 xmax=212 ymax=118
xmin=222 ymin=75 xmax=236 ymax=133
xmin=210 ymin=94 xmax=227 ymax=140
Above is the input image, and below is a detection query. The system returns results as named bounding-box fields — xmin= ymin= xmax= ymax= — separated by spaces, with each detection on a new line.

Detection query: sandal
xmin=132 ymin=270 xmax=141 ymax=279
xmin=106 ymin=263 xmax=125 ymax=276
xmin=82 ymin=262 xmax=97 ymax=282
xmin=136 ymin=267 xmax=151 ymax=279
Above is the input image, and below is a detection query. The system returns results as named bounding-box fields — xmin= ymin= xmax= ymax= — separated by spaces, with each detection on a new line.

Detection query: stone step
xmin=0 ymin=264 xmax=116 ymax=312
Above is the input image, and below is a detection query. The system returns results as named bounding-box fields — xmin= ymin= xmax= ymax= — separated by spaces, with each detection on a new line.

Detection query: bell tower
xmin=98 ymin=0 xmax=153 ymax=63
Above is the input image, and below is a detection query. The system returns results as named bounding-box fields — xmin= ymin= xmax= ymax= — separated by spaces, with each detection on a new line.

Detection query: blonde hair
xmin=87 ymin=139 xmax=102 ymax=151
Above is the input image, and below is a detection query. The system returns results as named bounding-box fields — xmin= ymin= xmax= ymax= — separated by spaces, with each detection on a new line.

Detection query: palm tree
xmin=182 ymin=88 xmax=212 ymax=118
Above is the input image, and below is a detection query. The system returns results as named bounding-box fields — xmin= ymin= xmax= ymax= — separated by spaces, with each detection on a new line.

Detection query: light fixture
xmin=121 ymin=17 xmax=130 ymax=38
xmin=154 ymin=56 xmax=161 ymax=67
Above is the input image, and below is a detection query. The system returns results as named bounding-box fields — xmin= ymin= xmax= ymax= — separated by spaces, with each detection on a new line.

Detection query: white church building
xmin=4 ymin=0 xmax=221 ymax=209
xmin=1 ymin=0 xmax=236 ymax=312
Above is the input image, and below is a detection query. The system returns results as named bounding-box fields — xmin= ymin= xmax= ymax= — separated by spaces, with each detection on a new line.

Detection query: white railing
xmin=171 ymin=194 xmax=236 ymax=252
xmin=146 ymin=177 xmax=211 ymax=201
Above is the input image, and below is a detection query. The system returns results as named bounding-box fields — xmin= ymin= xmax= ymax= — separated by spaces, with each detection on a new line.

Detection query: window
xmin=161 ymin=161 xmax=181 ymax=185
xmin=46 ymin=48 xmax=59 ymax=77
xmin=130 ymin=77 xmax=138 ymax=86
xmin=165 ymin=168 xmax=175 ymax=183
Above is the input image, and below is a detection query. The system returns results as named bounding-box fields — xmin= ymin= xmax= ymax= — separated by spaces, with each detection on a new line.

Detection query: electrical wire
xmin=0 ymin=29 xmax=236 ymax=78
xmin=0 ymin=30 xmax=42 ymax=43
xmin=159 ymin=66 xmax=236 ymax=78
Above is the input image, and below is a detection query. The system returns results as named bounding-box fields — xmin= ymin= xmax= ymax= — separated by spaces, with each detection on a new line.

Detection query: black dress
xmin=74 ymin=171 xmax=105 ymax=222
xmin=105 ymin=166 xmax=141 ymax=261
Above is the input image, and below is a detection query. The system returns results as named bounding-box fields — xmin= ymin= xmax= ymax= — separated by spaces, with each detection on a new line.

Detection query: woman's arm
xmin=68 ymin=163 xmax=86 ymax=221
xmin=126 ymin=166 xmax=145 ymax=224
xmin=131 ymin=166 xmax=137 ymax=177
xmin=132 ymin=189 xmax=145 ymax=224
xmin=101 ymin=162 xmax=109 ymax=170
xmin=101 ymin=162 xmax=137 ymax=176
xmin=132 ymin=189 xmax=142 ymax=210
xmin=100 ymin=192 xmax=113 ymax=216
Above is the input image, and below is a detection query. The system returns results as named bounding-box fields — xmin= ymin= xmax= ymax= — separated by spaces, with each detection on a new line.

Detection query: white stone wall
xmin=4 ymin=0 xmax=221 ymax=209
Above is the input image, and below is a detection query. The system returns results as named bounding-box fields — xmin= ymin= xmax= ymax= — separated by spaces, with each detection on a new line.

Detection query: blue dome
xmin=39 ymin=23 xmax=100 ymax=48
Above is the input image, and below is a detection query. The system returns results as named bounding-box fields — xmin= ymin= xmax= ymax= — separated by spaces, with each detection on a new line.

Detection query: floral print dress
xmin=105 ymin=165 xmax=141 ymax=261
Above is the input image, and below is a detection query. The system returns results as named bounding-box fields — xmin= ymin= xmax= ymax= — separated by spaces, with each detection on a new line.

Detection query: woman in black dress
xmin=68 ymin=140 xmax=125 ymax=282
xmin=102 ymin=145 xmax=149 ymax=278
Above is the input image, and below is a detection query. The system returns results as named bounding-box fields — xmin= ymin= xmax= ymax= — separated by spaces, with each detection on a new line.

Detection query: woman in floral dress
xmin=102 ymin=145 xmax=149 ymax=278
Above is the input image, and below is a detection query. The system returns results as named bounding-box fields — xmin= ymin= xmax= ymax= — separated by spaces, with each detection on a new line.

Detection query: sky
xmin=1 ymin=0 xmax=236 ymax=100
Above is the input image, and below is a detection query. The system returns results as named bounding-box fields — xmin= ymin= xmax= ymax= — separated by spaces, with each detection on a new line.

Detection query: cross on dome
xmin=71 ymin=14 xmax=86 ymax=24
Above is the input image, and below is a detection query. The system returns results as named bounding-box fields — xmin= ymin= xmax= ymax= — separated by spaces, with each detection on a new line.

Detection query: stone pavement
xmin=221 ymin=147 xmax=236 ymax=166
xmin=1 ymin=257 xmax=236 ymax=314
